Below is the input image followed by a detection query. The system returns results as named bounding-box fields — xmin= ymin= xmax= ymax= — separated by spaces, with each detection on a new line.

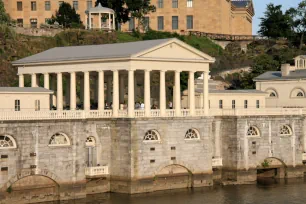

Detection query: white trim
xmin=0 ymin=135 xmax=17 ymax=149
xmin=48 ymin=132 xmax=71 ymax=147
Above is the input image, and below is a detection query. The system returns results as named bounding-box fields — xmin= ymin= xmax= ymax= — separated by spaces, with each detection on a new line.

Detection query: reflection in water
xmin=42 ymin=178 xmax=306 ymax=204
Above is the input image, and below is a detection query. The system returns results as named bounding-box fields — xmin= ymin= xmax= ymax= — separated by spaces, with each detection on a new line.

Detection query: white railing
xmin=212 ymin=158 xmax=223 ymax=167
xmin=0 ymin=108 xmax=305 ymax=121
xmin=302 ymin=153 xmax=306 ymax=161
xmin=85 ymin=166 xmax=109 ymax=176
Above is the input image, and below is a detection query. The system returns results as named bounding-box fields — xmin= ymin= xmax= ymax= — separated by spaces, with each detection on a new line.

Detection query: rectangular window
xmin=172 ymin=16 xmax=178 ymax=30
xmin=87 ymin=1 xmax=92 ymax=9
xmin=17 ymin=1 xmax=23 ymax=11
xmin=31 ymin=1 xmax=37 ymax=11
xmin=15 ymin=100 xmax=20 ymax=111
xmin=73 ymin=1 xmax=79 ymax=10
xmin=128 ymin=17 xmax=135 ymax=31
xmin=256 ymin=100 xmax=260 ymax=108
xmin=244 ymin=100 xmax=248 ymax=109
xmin=30 ymin=18 xmax=38 ymax=28
xmin=232 ymin=100 xmax=236 ymax=109
xmin=157 ymin=16 xmax=164 ymax=30
xmin=143 ymin=17 xmax=150 ymax=31
xmin=186 ymin=15 xmax=193 ymax=29
xmin=35 ymin=100 xmax=40 ymax=111
xmin=45 ymin=1 xmax=51 ymax=11
xmin=17 ymin=19 xmax=23 ymax=27
xmin=158 ymin=0 xmax=163 ymax=8
xmin=219 ymin=100 xmax=223 ymax=109
xmin=187 ymin=0 xmax=193 ymax=7
xmin=172 ymin=0 xmax=178 ymax=8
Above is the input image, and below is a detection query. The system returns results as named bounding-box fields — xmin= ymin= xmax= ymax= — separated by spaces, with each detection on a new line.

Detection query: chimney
xmin=281 ymin=64 xmax=291 ymax=77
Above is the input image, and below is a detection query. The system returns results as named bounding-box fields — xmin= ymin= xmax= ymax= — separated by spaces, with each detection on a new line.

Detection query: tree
xmin=50 ymin=2 xmax=82 ymax=28
xmin=259 ymin=4 xmax=291 ymax=39
xmin=95 ymin=0 xmax=129 ymax=30
xmin=286 ymin=1 xmax=306 ymax=49
xmin=0 ymin=0 xmax=10 ymax=23
xmin=251 ymin=54 xmax=280 ymax=76
xmin=126 ymin=0 xmax=156 ymax=30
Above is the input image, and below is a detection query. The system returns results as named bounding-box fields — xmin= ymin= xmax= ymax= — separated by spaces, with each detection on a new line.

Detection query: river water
xmin=45 ymin=178 xmax=306 ymax=204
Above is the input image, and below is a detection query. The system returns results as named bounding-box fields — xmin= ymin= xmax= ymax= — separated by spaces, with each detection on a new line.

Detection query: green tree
xmin=50 ymin=2 xmax=82 ymax=28
xmin=95 ymin=0 xmax=129 ymax=30
xmin=259 ymin=4 xmax=291 ymax=39
xmin=286 ymin=1 xmax=306 ymax=49
xmin=0 ymin=0 xmax=10 ymax=23
xmin=126 ymin=0 xmax=156 ymax=30
xmin=251 ymin=54 xmax=280 ymax=76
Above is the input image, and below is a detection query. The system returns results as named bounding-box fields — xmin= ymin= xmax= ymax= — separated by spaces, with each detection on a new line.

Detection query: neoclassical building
xmin=4 ymin=0 xmax=254 ymax=35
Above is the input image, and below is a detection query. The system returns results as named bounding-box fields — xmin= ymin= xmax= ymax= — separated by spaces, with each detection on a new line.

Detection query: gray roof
xmin=231 ymin=0 xmax=251 ymax=8
xmin=0 ymin=87 xmax=53 ymax=93
xmin=254 ymin=69 xmax=306 ymax=81
xmin=12 ymin=38 xmax=174 ymax=65
xmin=86 ymin=3 xmax=114 ymax=13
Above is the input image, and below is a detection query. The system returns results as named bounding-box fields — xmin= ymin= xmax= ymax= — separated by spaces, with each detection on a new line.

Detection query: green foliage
xmin=259 ymin=4 xmax=292 ymax=39
xmin=251 ymin=54 xmax=280 ymax=76
xmin=0 ymin=0 xmax=10 ymax=23
xmin=6 ymin=186 xmax=12 ymax=194
xmin=50 ymin=2 xmax=82 ymax=28
xmin=261 ymin=159 xmax=270 ymax=168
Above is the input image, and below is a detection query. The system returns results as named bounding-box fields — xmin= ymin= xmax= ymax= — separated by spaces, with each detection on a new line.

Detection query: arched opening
xmin=257 ymin=157 xmax=287 ymax=184
xmin=86 ymin=136 xmax=97 ymax=167
xmin=7 ymin=175 xmax=59 ymax=203
xmin=154 ymin=164 xmax=193 ymax=191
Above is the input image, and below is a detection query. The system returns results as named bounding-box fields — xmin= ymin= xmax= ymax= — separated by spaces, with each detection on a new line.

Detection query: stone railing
xmin=85 ymin=166 xmax=109 ymax=177
xmin=212 ymin=158 xmax=223 ymax=167
xmin=0 ymin=108 xmax=305 ymax=121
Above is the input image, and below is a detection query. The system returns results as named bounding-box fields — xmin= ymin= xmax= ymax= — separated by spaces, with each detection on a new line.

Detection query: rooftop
xmin=0 ymin=87 xmax=53 ymax=93
xmin=12 ymin=38 xmax=175 ymax=65
xmin=254 ymin=69 xmax=306 ymax=81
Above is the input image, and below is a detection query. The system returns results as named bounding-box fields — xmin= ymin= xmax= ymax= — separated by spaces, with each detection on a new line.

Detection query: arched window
xmin=86 ymin=136 xmax=96 ymax=147
xmin=0 ymin=135 xmax=17 ymax=149
xmin=266 ymin=89 xmax=278 ymax=98
xmin=143 ymin=130 xmax=160 ymax=142
xmin=185 ymin=129 xmax=200 ymax=140
xmin=247 ymin=126 xmax=260 ymax=137
xmin=49 ymin=132 xmax=70 ymax=146
xmin=279 ymin=125 xmax=292 ymax=136
xmin=291 ymin=88 xmax=305 ymax=98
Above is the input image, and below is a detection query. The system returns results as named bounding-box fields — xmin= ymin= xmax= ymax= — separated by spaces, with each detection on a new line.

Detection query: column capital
xmin=189 ymin=70 xmax=195 ymax=74
xmin=160 ymin=70 xmax=167 ymax=73
xmin=82 ymin=71 xmax=89 ymax=73
xmin=18 ymin=73 xmax=24 ymax=76
xmin=43 ymin=73 xmax=49 ymax=75
xmin=175 ymin=70 xmax=181 ymax=73
xmin=98 ymin=70 xmax=104 ymax=73
xmin=145 ymin=69 xmax=152 ymax=72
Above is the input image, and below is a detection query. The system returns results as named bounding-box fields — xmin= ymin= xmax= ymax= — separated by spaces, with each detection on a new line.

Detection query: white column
xmin=113 ymin=70 xmax=119 ymax=117
xmin=84 ymin=71 xmax=90 ymax=111
xmin=119 ymin=74 xmax=125 ymax=104
xmin=44 ymin=73 xmax=49 ymax=89
xmin=70 ymin=72 xmax=76 ymax=110
xmin=98 ymin=13 xmax=101 ymax=29
xmin=175 ymin=71 xmax=181 ymax=117
xmin=144 ymin=70 xmax=151 ymax=117
xmin=19 ymin=74 xmax=24 ymax=87
xmin=107 ymin=75 xmax=112 ymax=105
xmin=160 ymin=70 xmax=166 ymax=116
xmin=189 ymin=71 xmax=195 ymax=116
xmin=51 ymin=75 xmax=57 ymax=108
xmin=98 ymin=71 xmax=105 ymax=111
xmin=31 ymin=73 xmax=37 ymax=87
xmin=108 ymin=13 xmax=111 ymax=29
xmin=113 ymin=14 xmax=115 ymax=30
xmin=89 ymin=13 xmax=92 ymax=29
xmin=128 ymin=70 xmax=135 ymax=117
xmin=203 ymin=71 xmax=209 ymax=116
xmin=80 ymin=76 xmax=84 ymax=103
xmin=57 ymin=73 xmax=63 ymax=110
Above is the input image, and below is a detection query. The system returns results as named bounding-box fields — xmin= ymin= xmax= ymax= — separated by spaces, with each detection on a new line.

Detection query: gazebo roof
xmin=86 ymin=3 xmax=115 ymax=14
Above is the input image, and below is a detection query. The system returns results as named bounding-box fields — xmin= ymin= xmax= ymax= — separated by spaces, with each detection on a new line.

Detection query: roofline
xmin=254 ymin=78 xmax=306 ymax=82
xmin=0 ymin=91 xmax=54 ymax=94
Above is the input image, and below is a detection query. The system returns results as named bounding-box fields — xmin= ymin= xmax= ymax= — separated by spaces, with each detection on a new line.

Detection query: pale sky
xmin=253 ymin=0 xmax=301 ymax=34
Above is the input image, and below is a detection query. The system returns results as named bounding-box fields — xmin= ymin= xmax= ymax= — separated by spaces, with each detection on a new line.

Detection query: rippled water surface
xmin=46 ymin=178 xmax=306 ymax=204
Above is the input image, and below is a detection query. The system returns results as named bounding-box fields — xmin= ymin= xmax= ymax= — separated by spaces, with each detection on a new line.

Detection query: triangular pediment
xmin=132 ymin=39 xmax=215 ymax=62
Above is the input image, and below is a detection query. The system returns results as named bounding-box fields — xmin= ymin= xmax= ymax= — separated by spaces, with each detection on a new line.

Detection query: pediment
xmin=133 ymin=39 xmax=215 ymax=62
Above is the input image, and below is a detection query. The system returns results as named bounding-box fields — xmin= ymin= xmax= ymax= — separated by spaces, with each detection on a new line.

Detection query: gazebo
xmin=85 ymin=3 xmax=115 ymax=31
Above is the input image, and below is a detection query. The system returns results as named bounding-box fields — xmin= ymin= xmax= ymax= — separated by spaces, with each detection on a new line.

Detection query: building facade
xmin=3 ymin=0 xmax=254 ymax=35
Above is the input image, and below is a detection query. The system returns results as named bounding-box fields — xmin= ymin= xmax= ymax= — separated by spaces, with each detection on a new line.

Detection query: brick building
xmin=3 ymin=0 xmax=254 ymax=35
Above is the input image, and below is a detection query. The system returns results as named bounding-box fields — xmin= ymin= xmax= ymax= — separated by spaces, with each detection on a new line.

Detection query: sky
xmin=253 ymin=0 xmax=301 ymax=34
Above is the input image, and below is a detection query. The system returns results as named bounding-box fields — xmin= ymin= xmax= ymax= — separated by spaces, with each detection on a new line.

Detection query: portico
xmin=13 ymin=38 xmax=214 ymax=118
